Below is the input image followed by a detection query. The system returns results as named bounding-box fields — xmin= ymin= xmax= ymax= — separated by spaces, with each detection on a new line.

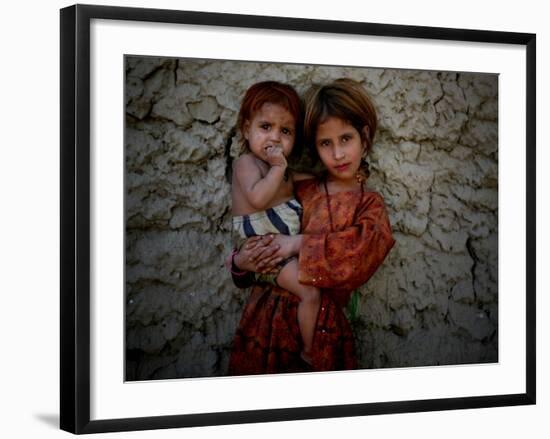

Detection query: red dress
xmin=228 ymin=178 xmax=396 ymax=375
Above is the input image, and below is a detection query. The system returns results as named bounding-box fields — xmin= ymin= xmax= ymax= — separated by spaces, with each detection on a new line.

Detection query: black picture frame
xmin=60 ymin=4 xmax=536 ymax=434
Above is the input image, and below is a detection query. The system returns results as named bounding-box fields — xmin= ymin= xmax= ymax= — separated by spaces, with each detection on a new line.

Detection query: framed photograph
xmin=60 ymin=4 xmax=536 ymax=434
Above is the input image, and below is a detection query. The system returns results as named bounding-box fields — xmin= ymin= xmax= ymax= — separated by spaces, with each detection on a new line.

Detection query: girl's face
xmin=315 ymin=116 xmax=367 ymax=187
xmin=244 ymin=102 xmax=296 ymax=162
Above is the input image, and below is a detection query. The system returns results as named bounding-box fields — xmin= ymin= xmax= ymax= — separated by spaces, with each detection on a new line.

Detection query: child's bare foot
xmin=300 ymin=351 xmax=312 ymax=365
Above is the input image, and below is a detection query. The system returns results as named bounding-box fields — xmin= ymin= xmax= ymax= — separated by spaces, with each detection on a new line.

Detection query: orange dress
xmin=228 ymin=178 xmax=395 ymax=375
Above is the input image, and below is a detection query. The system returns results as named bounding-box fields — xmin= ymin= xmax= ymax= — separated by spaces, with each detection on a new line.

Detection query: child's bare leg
xmin=276 ymin=259 xmax=320 ymax=362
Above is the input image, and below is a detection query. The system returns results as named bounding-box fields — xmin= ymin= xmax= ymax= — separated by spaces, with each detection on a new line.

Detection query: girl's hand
xmin=234 ymin=235 xmax=283 ymax=274
xmin=265 ymin=234 xmax=302 ymax=262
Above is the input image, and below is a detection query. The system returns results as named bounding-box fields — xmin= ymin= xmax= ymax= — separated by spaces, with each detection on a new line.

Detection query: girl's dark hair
xmin=236 ymin=81 xmax=303 ymax=152
xmin=303 ymin=78 xmax=378 ymax=165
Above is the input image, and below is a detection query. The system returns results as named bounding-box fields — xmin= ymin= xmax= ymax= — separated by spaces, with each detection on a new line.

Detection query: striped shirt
xmin=232 ymin=198 xmax=302 ymax=242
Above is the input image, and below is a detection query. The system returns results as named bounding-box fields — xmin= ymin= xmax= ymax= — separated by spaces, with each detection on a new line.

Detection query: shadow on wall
xmin=124 ymin=56 xmax=498 ymax=380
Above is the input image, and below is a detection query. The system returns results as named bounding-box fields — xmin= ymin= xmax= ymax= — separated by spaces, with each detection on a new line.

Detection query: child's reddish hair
xmin=237 ymin=81 xmax=302 ymax=152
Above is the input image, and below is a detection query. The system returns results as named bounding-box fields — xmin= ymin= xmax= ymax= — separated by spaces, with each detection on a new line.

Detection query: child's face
xmin=315 ymin=116 xmax=367 ymax=186
xmin=243 ymin=102 xmax=296 ymax=162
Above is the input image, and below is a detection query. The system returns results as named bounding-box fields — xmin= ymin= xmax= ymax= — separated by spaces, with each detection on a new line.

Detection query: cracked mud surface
xmin=125 ymin=57 xmax=498 ymax=379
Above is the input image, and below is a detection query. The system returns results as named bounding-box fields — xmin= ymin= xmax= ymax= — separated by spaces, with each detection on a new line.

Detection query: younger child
xmin=230 ymin=81 xmax=319 ymax=365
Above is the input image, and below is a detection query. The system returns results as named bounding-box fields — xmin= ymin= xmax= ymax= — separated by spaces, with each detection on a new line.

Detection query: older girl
xmin=229 ymin=78 xmax=395 ymax=374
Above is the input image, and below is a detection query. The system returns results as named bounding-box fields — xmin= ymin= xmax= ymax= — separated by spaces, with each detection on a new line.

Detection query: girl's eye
xmin=319 ymin=140 xmax=330 ymax=147
xmin=342 ymin=135 xmax=350 ymax=143
xmin=282 ymin=128 xmax=292 ymax=135
xmin=261 ymin=124 xmax=270 ymax=130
